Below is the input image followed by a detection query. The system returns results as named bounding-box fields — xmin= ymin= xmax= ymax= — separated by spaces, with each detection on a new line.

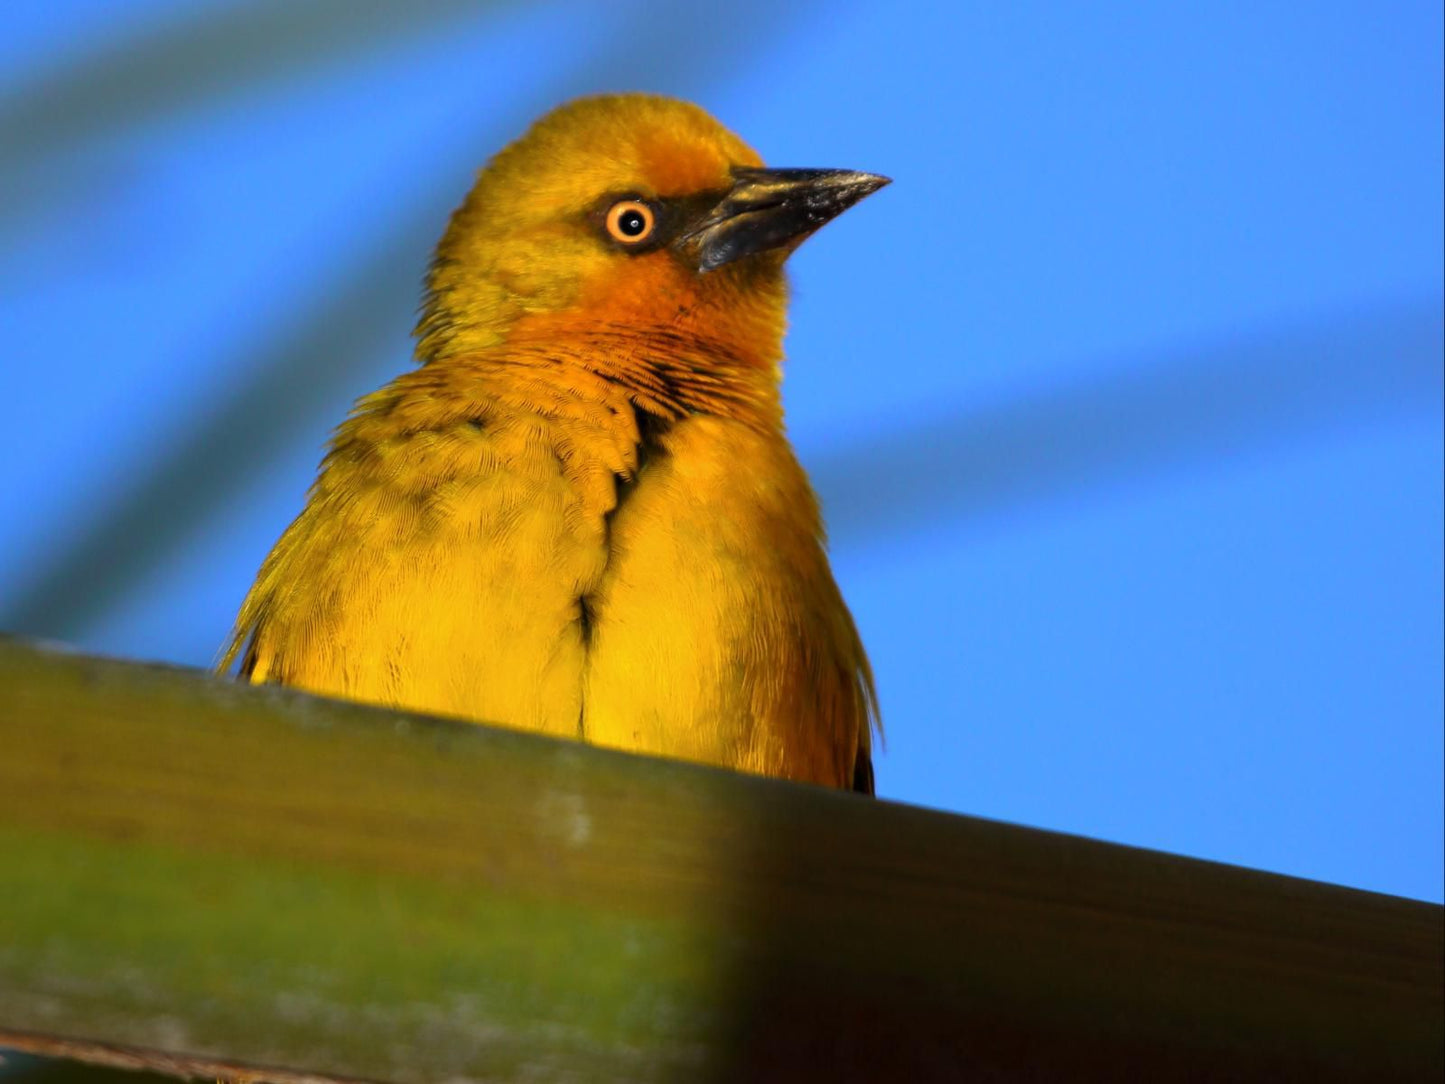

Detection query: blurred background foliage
xmin=0 ymin=0 xmax=1440 ymax=921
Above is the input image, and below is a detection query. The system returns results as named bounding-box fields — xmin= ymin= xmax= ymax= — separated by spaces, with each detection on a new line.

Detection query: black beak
xmin=675 ymin=167 xmax=890 ymax=272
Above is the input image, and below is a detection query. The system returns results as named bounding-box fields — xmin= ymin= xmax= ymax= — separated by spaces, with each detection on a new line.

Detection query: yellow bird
xmin=222 ymin=94 xmax=886 ymax=793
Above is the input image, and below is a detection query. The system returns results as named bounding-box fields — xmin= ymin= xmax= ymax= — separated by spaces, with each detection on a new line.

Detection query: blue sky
xmin=1 ymin=0 xmax=1440 ymax=902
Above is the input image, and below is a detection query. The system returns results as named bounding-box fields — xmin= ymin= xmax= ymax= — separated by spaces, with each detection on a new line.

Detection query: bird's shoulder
xmin=220 ymin=357 xmax=645 ymax=677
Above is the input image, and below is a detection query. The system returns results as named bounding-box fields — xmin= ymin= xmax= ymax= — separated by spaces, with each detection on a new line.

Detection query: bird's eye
xmin=604 ymin=199 xmax=657 ymax=245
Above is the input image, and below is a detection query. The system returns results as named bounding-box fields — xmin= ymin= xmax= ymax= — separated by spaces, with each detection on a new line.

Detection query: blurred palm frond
xmin=813 ymin=301 xmax=1443 ymax=544
xmin=0 ymin=0 xmax=509 ymax=165
xmin=0 ymin=0 xmax=519 ymax=243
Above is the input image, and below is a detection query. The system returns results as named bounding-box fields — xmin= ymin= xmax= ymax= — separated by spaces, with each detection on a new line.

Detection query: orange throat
xmin=429 ymin=254 xmax=791 ymax=432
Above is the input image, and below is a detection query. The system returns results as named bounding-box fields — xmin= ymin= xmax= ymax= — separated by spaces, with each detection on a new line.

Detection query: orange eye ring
xmin=604 ymin=199 xmax=657 ymax=244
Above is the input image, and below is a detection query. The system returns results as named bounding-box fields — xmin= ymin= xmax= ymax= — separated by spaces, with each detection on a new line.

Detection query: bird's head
xmin=416 ymin=94 xmax=887 ymax=376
